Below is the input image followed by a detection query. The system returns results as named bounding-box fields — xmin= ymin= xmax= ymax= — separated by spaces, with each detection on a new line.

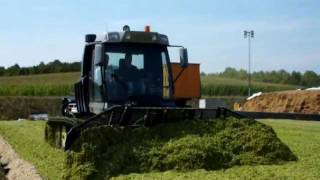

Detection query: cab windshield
xmin=93 ymin=43 xmax=171 ymax=103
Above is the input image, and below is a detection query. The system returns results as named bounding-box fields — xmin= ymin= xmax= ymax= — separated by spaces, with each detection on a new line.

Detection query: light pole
xmin=244 ymin=30 xmax=254 ymax=97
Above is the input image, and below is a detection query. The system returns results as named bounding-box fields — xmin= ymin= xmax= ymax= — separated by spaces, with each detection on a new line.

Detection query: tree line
xmin=202 ymin=67 xmax=320 ymax=87
xmin=0 ymin=60 xmax=81 ymax=76
xmin=1 ymin=61 xmax=319 ymax=87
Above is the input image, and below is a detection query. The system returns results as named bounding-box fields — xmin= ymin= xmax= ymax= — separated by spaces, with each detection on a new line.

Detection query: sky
xmin=0 ymin=0 xmax=319 ymax=73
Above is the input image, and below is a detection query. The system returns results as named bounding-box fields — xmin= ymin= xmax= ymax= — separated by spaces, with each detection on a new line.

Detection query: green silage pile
xmin=63 ymin=118 xmax=297 ymax=179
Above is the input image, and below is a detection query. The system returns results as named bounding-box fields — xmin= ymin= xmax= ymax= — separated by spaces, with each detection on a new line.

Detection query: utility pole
xmin=244 ymin=30 xmax=254 ymax=97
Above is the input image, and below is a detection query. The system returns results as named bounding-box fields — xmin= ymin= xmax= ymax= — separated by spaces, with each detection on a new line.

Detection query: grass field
xmin=0 ymin=72 xmax=299 ymax=96
xmin=0 ymin=119 xmax=319 ymax=179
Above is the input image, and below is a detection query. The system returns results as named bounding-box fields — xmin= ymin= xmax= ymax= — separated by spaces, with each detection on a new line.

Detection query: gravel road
xmin=0 ymin=136 xmax=42 ymax=180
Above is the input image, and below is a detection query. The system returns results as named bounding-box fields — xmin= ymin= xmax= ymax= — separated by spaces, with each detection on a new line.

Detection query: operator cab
xmin=76 ymin=25 xmax=188 ymax=114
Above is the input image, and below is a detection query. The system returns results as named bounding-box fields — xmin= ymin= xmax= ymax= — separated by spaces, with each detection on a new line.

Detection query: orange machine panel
xmin=171 ymin=63 xmax=201 ymax=99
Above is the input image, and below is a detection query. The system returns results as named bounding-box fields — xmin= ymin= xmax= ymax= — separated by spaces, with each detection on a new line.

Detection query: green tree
xmin=0 ymin=66 xmax=5 ymax=76
xmin=302 ymin=71 xmax=320 ymax=87
xmin=289 ymin=71 xmax=302 ymax=85
xmin=6 ymin=64 xmax=20 ymax=76
xmin=220 ymin=67 xmax=238 ymax=78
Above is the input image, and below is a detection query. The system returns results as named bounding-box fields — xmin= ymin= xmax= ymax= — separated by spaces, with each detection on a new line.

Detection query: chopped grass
xmin=0 ymin=121 xmax=65 ymax=179
xmin=0 ymin=119 xmax=319 ymax=180
xmin=65 ymin=118 xmax=296 ymax=179
xmin=114 ymin=119 xmax=320 ymax=180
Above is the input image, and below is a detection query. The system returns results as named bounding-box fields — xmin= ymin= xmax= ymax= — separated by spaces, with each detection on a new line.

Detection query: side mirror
xmin=179 ymin=48 xmax=188 ymax=68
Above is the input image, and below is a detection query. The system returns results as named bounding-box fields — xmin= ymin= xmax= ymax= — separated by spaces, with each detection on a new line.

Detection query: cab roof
xmin=93 ymin=31 xmax=169 ymax=46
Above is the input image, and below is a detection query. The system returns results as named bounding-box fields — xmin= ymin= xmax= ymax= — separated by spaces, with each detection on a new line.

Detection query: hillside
xmin=0 ymin=72 xmax=299 ymax=96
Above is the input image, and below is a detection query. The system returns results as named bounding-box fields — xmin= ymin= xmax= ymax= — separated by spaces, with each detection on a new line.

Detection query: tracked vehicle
xmin=45 ymin=25 xmax=244 ymax=150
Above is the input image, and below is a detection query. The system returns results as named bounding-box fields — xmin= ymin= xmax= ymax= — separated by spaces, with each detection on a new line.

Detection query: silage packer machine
xmin=45 ymin=25 xmax=244 ymax=150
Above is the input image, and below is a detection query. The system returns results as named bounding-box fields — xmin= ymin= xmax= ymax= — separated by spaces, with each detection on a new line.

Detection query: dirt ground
xmin=0 ymin=136 xmax=42 ymax=180
xmin=241 ymin=90 xmax=320 ymax=114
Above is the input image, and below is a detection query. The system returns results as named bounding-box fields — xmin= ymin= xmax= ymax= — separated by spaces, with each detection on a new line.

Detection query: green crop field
xmin=0 ymin=72 xmax=79 ymax=85
xmin=201 ymin=75 xmax=299 ymax=96
xmin=0 ymin=72 xmax=79 ymax=96
xmin=0 ymin=72 xmax=299 ymax=96
xmin=0 ymin=119 xmax=319 ymax=179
